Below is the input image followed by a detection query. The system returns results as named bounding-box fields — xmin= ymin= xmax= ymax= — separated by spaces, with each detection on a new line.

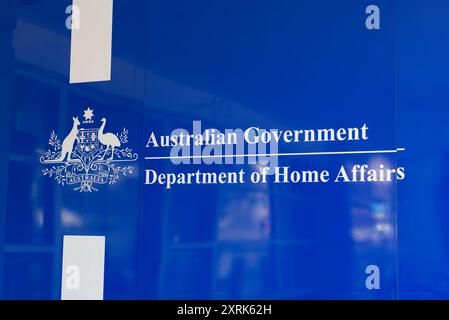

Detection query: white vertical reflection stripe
xmin=69 ymin=0 xmax=113 ymax=84
xmin=61 ymin=236 xmax=106 ymax=300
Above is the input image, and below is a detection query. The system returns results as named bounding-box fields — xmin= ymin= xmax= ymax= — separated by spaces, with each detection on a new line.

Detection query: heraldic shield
xmin=76 ymin=128 xmax=100 ymax=157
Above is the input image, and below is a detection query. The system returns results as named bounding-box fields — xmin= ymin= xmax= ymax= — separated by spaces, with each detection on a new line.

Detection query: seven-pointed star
xmin=83 ymin=107 xmax=94 ymax=121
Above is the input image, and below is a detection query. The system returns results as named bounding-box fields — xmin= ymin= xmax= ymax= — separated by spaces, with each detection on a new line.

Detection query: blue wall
xmin=0 ymin=0 xmax=446 ymax=299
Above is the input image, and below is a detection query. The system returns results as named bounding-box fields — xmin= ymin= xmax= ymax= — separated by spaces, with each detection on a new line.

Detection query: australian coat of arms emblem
xmin=40 ymin=108 xmax=138 ymax=192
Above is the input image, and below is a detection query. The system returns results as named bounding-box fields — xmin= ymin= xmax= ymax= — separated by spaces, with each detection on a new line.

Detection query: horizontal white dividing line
xmin=144 ymin=148 xmax=406 ymax=161
xmin=70 ymin=0 xmax=114 ymax=84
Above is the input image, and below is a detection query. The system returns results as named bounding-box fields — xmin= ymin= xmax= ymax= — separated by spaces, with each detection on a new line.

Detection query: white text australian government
xmin=145 ymin=122 xmax=369 ymax=148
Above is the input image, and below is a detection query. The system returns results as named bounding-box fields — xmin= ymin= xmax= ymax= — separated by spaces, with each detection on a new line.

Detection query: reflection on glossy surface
xmin=0 ymin=0 xmax=445 ymax=300
xmin=1 ymin=0 xmax=398 ymax=299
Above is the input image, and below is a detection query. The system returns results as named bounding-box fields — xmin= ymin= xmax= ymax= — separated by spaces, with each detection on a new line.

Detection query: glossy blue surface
xmin=0 ymin=0 xmax=445 ymax=299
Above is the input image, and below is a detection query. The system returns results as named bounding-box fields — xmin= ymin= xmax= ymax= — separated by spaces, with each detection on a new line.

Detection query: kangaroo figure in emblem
xmin=53 ymin=117 xmax=80 ymax=162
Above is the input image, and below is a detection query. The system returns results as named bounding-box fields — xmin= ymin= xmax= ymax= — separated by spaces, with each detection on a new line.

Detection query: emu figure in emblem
xmin=99 ymin=118 xmax=121 ymax=160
